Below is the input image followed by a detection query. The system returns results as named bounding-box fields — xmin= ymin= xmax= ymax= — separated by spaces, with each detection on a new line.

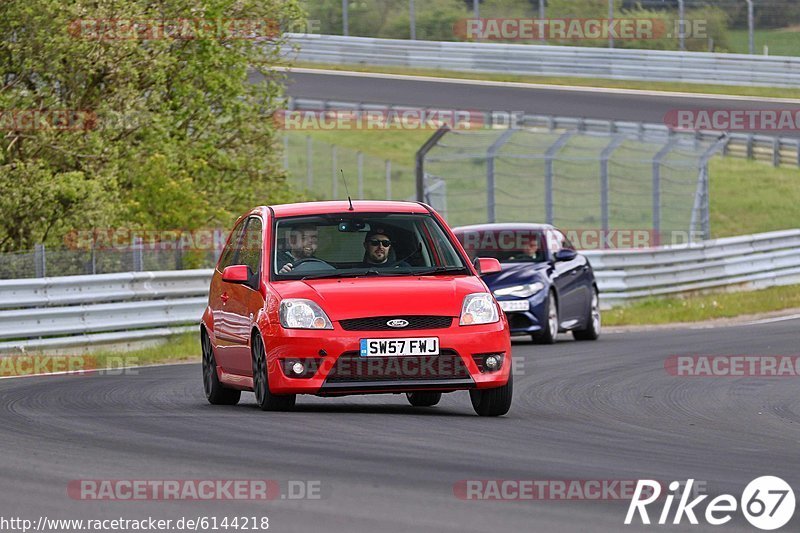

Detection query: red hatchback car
xmin=201 ymin=201 xmax=513 ymax=416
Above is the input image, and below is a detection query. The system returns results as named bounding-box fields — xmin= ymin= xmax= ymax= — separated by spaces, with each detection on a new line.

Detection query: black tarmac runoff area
xmin=1 ymin=315 xmax=799 ymax=532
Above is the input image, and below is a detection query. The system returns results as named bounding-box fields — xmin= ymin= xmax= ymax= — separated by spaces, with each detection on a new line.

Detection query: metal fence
xmin=3 ymin=99 xmax=797 ymax=279
xmin=287 ymin=33 xmax=800 ymax=88
xmin=0 ymin=270 xmax=211 ymax=353
xmin=417 ymin=123 xmax=727 ymax=244
xmin=282 ymin=131 xmax=415 ymax=201
xmin=0 ymin=239 xmax=224 ymax=280
xmin=589 ymin=229 xmax=800 ymax=306
xmin=289 ymin=98 xmax=800 ymax=169
xmin=2 ymin=229 xmax=797 ymax=353
xmin=307 ymin=0 xmax=791 ymax=56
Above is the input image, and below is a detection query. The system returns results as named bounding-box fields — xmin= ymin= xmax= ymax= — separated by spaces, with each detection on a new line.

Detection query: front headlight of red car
xmin=279 ymin=299 xmax=334 ymax=330
xmin=459 ymin=293 xmax=499 ymax=326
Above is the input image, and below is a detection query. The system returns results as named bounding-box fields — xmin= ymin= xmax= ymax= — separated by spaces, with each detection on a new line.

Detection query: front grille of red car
xmin=324 ymin=350 xmax=470 ymax=383
xmin=338 ymin=316 xmax=453 ymax=331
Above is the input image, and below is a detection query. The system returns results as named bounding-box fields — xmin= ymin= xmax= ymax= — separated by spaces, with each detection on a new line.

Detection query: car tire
xmin=469 ymin=371 xmax=513 ymax=417
xmin=252 ymin=333 xmax=296 ymax=412
xmin=532 ymin=291 xmax=558 ymax=344
xmin=201 ymin=330 xmax=241 ymax=406
xmin=406 ymin=391 xmax=442 ymax=407
xmin=572 ymin=287 xmax=601 ymax=341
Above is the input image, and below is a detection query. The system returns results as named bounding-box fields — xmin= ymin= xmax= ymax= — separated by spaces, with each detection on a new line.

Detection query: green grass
xmin=87 ymin=332 xmax=199 ymax=367
xmin=283 ymin=130 xmax=427 ymax=202
xmin=295 ymin=129 xmax=431 ymax=167
xmin=709 ymin=157 xmax=800 ymax=237
xmin=295 ymin=62 xmax=800 ymax=100
xmin=729 ymin=28 xmax=800 ymax=57
xmin=604 ymin=284 xmax=800 ymax=326
xmin=0 ymin=333 xmax=199 ymax=377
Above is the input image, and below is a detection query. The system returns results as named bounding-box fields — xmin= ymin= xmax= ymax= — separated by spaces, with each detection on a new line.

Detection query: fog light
xmin=484 ymin=355 xmax=501 ymax=371
xmin=291 ymin=361 xmax=305 ymax=375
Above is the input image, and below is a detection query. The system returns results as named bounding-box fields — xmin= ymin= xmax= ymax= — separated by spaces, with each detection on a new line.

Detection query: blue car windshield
xmin=457 ymin=229 xmax=547 ymax=263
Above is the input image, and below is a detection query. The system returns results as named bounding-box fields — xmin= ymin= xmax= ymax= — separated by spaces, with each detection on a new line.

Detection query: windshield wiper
xmin=412 ymin=266 xmax=469 ymax=276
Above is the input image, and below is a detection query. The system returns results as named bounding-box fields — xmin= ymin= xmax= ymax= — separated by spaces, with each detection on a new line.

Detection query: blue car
xmin=453 ymin=223 xmax=600 ymax=344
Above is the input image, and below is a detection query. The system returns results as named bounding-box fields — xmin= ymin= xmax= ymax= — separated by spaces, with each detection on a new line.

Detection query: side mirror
xmin=554 ymin=249 xmax=578 ymax=262
xmin=474 ymin=257 xmax=502 ymax=275
xmin=222 ymin=264 xmax=251 ymax=284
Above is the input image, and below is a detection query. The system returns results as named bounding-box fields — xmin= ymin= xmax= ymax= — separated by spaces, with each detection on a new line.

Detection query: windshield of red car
xmin=272 ymin=213 xmax=469 ymax=279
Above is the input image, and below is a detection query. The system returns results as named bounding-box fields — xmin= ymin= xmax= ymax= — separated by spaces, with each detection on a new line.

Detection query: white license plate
xmin=499 ymin=300 xmax=530 ymax=312
xmin=359 ymin=337 xmax=439 ymax=357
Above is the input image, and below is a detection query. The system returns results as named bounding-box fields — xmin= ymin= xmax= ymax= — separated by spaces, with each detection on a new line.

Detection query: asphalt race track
xmin=279 ymin=69 xmax=800 ymax=137
xmin=1 ymin=317 xmax=799 ymax=532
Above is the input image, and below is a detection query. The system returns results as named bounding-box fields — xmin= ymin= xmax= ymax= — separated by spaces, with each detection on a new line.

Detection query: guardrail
xmin=288 ymin=97 xmax=800 ymax=168
xmin=587 ymin=229 xmax=800 ymax=307
xmin=0 ymin=270 xmax=212 ymax=353
xmin=1 ymin=230 xmax=798 ymax=352
xmin=287 ymin=34 xmax=800 ymax=89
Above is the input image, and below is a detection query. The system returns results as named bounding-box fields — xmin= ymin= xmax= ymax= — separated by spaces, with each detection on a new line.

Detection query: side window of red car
xmin=238 ymin=217 xmax=263 ymax=275
xmin=217 ymin=218 xmax=247 ymax=272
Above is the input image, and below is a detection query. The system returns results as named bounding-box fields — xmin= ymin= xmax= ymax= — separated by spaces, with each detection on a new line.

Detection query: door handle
xmin=221 ymin=292 xmax=230 ymax=304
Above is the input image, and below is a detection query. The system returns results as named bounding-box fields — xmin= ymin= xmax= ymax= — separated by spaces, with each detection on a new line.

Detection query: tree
xmin=0 ymin=0 xmax=304 ymax=252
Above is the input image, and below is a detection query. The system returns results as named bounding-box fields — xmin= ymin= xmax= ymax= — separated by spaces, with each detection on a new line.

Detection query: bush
xmin=0 ymin=0 xmax=304 ymax=252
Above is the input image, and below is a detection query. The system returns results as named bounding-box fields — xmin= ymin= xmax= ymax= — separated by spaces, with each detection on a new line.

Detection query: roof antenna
xmin=340 ymin=169 xmax=354 ymax=211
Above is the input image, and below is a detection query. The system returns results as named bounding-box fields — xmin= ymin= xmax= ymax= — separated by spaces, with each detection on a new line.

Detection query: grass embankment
xmin=728 ymin=28 xmax=800 ymax=57
xmin=603 ymin=285 xmax=800 ymax=326
xmin=88 ymin=332 xmax=199 ymax=366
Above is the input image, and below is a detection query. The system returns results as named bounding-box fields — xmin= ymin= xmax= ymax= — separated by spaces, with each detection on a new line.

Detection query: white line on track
xmin=0 ymin=360 xmax=196 ymax=381
xmin=740 ymin=313 xmax=800 ymax=326
xmin=280 ymin=66 xmax=800 ymax=104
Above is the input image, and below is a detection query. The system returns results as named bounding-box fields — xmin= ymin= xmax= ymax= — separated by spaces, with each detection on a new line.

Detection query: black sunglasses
xmin=368 ymin=239 xmax=392 ymax=247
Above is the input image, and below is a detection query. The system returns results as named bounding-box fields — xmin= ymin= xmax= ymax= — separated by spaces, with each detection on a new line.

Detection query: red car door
xmin=210 ymin=217 xmax=247 ymax=372
xmin=223 ymin=215 xmax=266 ymax=376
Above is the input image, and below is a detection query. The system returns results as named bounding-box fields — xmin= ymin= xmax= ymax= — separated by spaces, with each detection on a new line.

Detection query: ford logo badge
xmin=387 ymin=319 xmax=409 ymax=328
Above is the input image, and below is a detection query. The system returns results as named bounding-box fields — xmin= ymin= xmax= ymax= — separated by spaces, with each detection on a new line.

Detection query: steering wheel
xmin=290 ymin=258 xmax=336 ymax=272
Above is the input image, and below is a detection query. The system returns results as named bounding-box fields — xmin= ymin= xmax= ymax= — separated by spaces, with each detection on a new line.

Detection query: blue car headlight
xmin=493 ymin=282 xmax=545 ymax=299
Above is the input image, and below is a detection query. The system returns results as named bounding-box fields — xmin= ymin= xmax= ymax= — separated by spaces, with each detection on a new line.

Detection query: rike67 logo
xmin=625 ymin=477 xmax=795 ymax=530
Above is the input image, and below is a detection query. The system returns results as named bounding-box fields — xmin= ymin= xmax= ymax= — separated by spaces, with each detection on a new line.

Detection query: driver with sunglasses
xmin=362 ymin=228 xmax=409 ymax=267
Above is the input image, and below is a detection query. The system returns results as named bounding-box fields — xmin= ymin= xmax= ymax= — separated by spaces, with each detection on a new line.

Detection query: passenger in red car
xmin=362 ymin=229 xmax=410 ymax=267
xmin=363 ymin=229 xmax=393 ymax=265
